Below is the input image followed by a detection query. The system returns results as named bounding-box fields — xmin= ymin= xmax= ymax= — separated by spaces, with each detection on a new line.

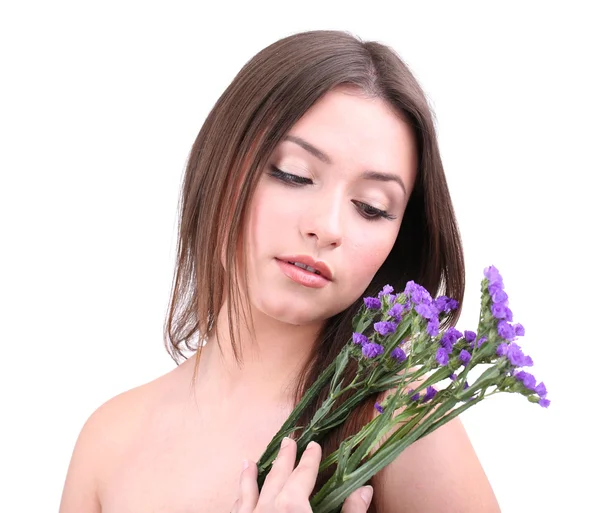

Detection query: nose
xmin=300 ymin=194 xmax=343 ymax=249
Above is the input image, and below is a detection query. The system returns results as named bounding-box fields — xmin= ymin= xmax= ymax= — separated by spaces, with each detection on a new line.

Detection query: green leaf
xmin=333 ymin=439 xmax=353 ymax=485
xmin=345 ymin=390 xmax=397 ymax=472
xmin=256 ymin=357 xmax=337 ymax=483
xmin=331 ymin=345 xmax=351 ymax=391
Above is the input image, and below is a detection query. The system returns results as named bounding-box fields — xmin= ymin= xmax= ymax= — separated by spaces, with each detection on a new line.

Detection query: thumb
xmin=341 ymin=485 xmax=374 ymax=512
xmin=236 ymin=460 xmax=259 ymax=513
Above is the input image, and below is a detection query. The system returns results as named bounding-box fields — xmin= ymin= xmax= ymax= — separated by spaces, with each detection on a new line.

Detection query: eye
xmin=353 ymin=200 xmax=397 ymax=221
xmin=268 ymin=165 xmax=313 ymax=186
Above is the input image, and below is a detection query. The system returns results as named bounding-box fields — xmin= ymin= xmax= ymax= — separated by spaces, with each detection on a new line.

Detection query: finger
xmin=236 ymin=459 xmax=259 ymax=513
xmin=280 ymin=441 xmax=322 ymax=499
xmin=341 ymin=486 xmax=374 ymax=513
xmin=258 ymin=437 xmax=298 ymax=504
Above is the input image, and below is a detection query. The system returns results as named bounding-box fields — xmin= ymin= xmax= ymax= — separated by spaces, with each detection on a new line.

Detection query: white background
xmin=1 ymin=1 xmax=598 ymax=511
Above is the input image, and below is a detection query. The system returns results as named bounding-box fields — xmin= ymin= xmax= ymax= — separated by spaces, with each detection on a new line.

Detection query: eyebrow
xmin=360 ymin=170 xmax=407 ymax=196
xmin=284 ymin=135 xmax=332 ymax=164
xmin=283 ymin=134 xmax=407 ymax=195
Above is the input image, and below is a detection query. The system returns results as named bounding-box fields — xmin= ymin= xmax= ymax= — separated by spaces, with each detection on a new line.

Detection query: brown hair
xmin=163 ymin=30 xmax=464 ymax=510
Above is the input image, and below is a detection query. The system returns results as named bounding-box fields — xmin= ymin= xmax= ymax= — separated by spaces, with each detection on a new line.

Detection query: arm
xmin=59 ymin=385 xmax=146 ymax=513
xmin=371 ymin=417 xmax=501 ymax=513
xmin=58 ymin=407 xmax=105 ymax=513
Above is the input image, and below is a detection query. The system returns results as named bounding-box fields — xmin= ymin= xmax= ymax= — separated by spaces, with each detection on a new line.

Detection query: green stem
xmin=421 ymin=395 xmax=483 ymax=437
xmin=318 ymin=408 xmax=415 ymax=472
xmin=256 ymin=353 xmax=339 ymax=484
xmin=311 ymin=401 xmax=456 ymax=513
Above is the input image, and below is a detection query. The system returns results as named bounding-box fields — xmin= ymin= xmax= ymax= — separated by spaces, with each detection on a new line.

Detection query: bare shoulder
xmin=58 ymin=363 xmax=183 ymax=513
xmin=371 ymin=415 xmax=501 ymax=513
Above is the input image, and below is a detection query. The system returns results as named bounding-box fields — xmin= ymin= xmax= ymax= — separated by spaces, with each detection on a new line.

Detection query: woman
xmin=60 ymin=30 xmax=501 ymax=512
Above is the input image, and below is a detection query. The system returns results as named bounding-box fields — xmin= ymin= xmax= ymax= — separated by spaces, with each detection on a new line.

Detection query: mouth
xmin=288 ymin=261 xmax=322 ymax=275
xmin=275 ymin=255 xmax=333 ymax=288
xmin=276 ymin=255 xmax=333 ymax=281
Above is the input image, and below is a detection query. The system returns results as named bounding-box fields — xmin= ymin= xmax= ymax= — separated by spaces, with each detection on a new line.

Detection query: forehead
xmin=285 ymin=87 xmax=418 ymax=191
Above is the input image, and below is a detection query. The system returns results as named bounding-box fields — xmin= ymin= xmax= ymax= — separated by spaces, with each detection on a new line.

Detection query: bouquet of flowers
xmin=255 ymin=266 xmax=549 ymax=513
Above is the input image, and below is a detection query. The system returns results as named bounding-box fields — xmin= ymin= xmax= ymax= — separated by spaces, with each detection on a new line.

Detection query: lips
xmin=276 ymin=255 xmax=333 ymax=281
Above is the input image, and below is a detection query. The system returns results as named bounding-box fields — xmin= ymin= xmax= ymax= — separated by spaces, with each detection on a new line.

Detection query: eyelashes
xmin=267 ymin=165 xmax=397 ymax=221
xmin=268 ymin=166 xmax=313 ymax=186
xmin=352 ymin=201 xmax=397 ymax=221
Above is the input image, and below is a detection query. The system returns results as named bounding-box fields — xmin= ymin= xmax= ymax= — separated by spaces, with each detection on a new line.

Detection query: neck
xmin=194 ymin=299 xmax=324 ymax=403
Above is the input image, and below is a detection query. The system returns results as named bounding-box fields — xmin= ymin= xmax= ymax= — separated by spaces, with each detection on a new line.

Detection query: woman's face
xmin=243 ymin=87 xmax=418 ymax=327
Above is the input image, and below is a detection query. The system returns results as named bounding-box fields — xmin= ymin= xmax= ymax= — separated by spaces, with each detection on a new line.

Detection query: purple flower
xmin=375 ymin=402 xmax=384 ymax=414
xmin=492 ymin=303 xmax=513 ymax=321
xmin=535 ymin=382 xmax=547 ymax=398
xmin=484 ymin=265 xmax=504 ymax=287
xmin=434 ymin=296 xmax=459 ymax=313
xmin=374 ymin=321 xmax=397 ymax=336
xmin=364 ymin=297 xmax=381 ymax=310
xmin=448 ymin=327 xmax=463 ymax=342
xmin=475 ymin=336 xmax=487 ymax=349
xmin=491 ymin=289 xmax=508 ymax=304
xmin=464 ymin=330 xmax=476 ymax=343
xmin=496 ymin=343 xmax=509 ymax=356
xmin=440 ymin=337 xmax=452 ymax=353
xmin=427 ymin=318 xmax=440 ymax=337
xmin=362 ymin=342 xmax=384 ymax=358
xmin=449 ymin=373 xmax=458 ymax=381
xmin=404 ymin=281 xmax=433 ymax=305
xmin=388 ymin=303 xmax=403 ymax=321
xmin=391 ymin=346 xmax=407 ymax=363
xmin=506 ymin=343 xmax=524 ymax=366
xmin=488 ymin=280 xmax=503 ymax=292
xmin=404 ymin=280 xmax=417 ymax=296
xmin=378 ymin=285 xmax=394 ymax=298
xmin=423 ymin=386 xmax=437 ymax=402
xmin=459 ymin=349 xmax=472 ymax=365
xmin=539 ymin=398 xmax=551 ymax=408
xmin=407 ymin=388 xmax=420 ymax=402
xmin=491 ymin=303 xmax=505 ymax=319
xmin=514 ymin=323 xmax=525 ymax=337
xmin=506 ymin=343 xmax=533 ymax=367
xmin=463 ymin=381 xmax=470 ymax=390
xmin=415 ymin=303 xmax=436 ymax=320
xmin=436 ymin=347 xmax=449 ymax=366
xmin=440 ymin=327 xmax=462 ymax=351
xmin=352 ymin=332 xmax=369 ymax=345
xmin=498 ymin=320 xmax=516 ymax=341
xmin=515 ymin=371 xmax=536 ymax=390
xmin=434 ymin=296 xmax=450 ymax=312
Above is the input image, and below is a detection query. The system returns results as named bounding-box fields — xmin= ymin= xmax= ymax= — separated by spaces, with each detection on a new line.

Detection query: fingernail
xmin=281 ymin=437 xmax=291 ymax=449
xmin=307 ymin=441 xmax=319 ymax=450
xmin=242 ymin=459 xmax=249 ymax=471
xmin=360 ymin=485 xmax=373 ymax=505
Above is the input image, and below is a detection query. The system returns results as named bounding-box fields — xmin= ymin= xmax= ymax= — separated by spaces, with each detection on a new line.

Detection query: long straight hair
xmin=164 ymin=30 xmax=465 ymax=510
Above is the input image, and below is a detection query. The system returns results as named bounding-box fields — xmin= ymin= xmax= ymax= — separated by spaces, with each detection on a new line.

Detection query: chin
xmin=252 ymin=294 xmax=328 ymax=326
xmin=259 ymin=292 xmax=359 ymax=328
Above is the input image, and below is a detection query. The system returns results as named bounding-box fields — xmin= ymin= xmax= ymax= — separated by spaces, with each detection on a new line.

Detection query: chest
xmin=99 ymin=397 xmax=291 ymax=513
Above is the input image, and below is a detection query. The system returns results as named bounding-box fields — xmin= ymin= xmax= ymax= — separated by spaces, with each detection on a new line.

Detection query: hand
xmin=231 ymin=437 xmax=373 ymax=513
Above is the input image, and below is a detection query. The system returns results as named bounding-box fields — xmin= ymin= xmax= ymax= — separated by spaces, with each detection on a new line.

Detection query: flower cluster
xmin=484 ymin=266 xmax=549 ymax=407
xmin=256 ymin=267 xmax=549 ymax=513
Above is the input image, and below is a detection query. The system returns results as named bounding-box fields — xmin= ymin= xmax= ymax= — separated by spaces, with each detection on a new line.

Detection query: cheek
xmin=363 ymin=245 xmax=392 ymax=274
xmin=346 ymin=229 xmax=398 ymax=288
xmin=246 ymin=183 xmax=300 ymax=254
xmin=246 ymin=185 xmax=278 ymax=255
